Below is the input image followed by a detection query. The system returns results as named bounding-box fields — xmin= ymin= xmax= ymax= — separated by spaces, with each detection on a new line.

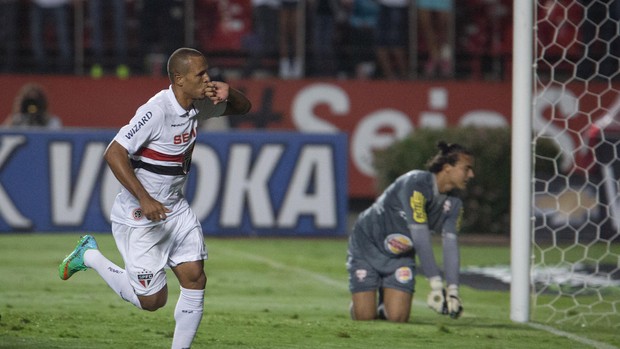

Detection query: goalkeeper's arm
xmin=442 ymin=230 xmax=463 ymax=319
xmin=409 ymin=224 xmax=463 ymax=318
xmin=409 ymin=225 xmax=447 ymax=314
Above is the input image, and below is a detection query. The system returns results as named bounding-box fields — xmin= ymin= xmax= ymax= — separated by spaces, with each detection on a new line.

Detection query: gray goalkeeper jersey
xmin=350 ymin=170 xmax=463 ymax=286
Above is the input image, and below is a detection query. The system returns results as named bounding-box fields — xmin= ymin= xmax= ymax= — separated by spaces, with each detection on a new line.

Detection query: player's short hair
xmin=167 ymin=48 xmax=204 ymax=82
xmin=426 ymin=141 xmax=473 ymax=173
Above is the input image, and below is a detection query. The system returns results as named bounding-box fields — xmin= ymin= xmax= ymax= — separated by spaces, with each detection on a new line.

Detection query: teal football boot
xmin=58 ymin=235 xmax=98 ymax=280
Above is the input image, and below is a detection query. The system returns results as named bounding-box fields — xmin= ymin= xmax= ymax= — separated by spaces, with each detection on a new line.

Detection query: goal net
xmin=531 ymin=0 xmax=620 ymax=327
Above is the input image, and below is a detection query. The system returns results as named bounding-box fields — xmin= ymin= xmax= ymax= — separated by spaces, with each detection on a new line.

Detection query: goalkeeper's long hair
xmin=426 ymin=141 xmax=473 ymax=174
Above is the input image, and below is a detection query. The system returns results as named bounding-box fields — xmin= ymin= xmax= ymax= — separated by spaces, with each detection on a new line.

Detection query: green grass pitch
xmin=0 ymin=233 xmax=618 ymax=348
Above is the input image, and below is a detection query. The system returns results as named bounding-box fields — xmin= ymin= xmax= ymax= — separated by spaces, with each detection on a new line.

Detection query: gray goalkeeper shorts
xmin=346 ymin=228 xmax=417 ymax=294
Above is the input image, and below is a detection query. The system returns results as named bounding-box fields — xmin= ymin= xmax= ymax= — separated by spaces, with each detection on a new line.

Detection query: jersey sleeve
xmin=193 ymin=98 xmax=227 ymax=120
xmin=400 ymin=176 xmax=442 ymax=278
xmin=113 ymin=105 xmax=164 ymax=154
xmin=410 ymin=224 xmax=441 ymax=279
xmin=442 ymin=198 xmax=463 ymax=286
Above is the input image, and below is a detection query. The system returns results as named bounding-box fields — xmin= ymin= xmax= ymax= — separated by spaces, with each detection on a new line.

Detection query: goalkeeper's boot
xmin=377 ymin=303 xmax=387 ymax=320
xmin=376 ymin=288 xmax=387 ymax=320
xmin=58 ymin=235 xmax=98 ymax=280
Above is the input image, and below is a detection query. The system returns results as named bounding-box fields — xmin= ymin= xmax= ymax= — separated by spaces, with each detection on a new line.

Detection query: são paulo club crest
xmin=132 ymin=208 xmax=143 ymax=220
xmin=137 ymin=271 xmax=154 ymax=287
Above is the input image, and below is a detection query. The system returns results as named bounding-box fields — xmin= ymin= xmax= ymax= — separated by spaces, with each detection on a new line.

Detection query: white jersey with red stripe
xmin=110 ymin=86 xmax=225 ymax=227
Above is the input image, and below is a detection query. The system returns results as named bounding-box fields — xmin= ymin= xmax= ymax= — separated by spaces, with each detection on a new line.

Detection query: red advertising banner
xmin=0 ymin=75 xmax=613 ymax=198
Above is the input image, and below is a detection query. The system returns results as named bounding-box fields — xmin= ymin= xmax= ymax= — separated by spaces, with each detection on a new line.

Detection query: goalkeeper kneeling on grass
xmin=347 ymin=141 xmax=474 ymax=322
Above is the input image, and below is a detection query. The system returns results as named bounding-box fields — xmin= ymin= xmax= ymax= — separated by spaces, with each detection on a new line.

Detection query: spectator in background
xmin=0 ymin=0 xmax=19 ymax=73
xmin=418 ymin=0 xmax=454 ymax=78
xmin=309 ymin=0 xmax=343 ymax=77
xmin=344 ymin=0 xmax=379 ymax=79
xmin=87 ymin=0 xmax=130 ymax=79
xmin=3 ymin=83 xmax=62 ymax=129
xmin=242 ymin=0 xmax=280 ymax=78
xmin=30 ymin=0 xmax=73 ymax=74
xmin=279 ymin=0 xmax=302 ymax=78
xmin=374 ymin=0 xmax=409 ymax=80
xmin=139 ymin=0 xmax=184 ymax=76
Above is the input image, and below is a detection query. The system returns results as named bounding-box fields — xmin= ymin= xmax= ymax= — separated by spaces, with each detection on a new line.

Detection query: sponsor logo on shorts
xmin=355 ymin=269 xmax=368 ymax=282
xmin=132 ymin=208 xmax=143 ymax=220
xmin=138 ymin=271 xmax=154 ymax=288
xmin=443 ymin=199 xmax=452 ymax=213
xmin=384 ymin=234 xmax=413 ymax=255
xmin=395 ymin=267 xmax=413 ymax=284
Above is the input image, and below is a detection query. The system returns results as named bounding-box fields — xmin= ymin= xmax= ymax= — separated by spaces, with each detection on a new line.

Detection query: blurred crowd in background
xmin=0 ymin=0 xmax=618 ymax=81
xmin=0 ymin=0 xmax=516 ymax=80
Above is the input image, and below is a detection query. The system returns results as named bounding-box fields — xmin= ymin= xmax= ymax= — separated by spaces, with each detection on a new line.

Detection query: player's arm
xmin=103 ymin=140 xmax=170 ymax=222
xmin=205 ymin=81 xmax=251 ymax=115
xmin=403 ymin=188 xmax=446 ymax=314
xmin=440 ymin=200 xmax=464 ymax=319
xmin=409 ymin=223 xmax=446 ymax=314
xmin=223 ymin=86 xmax=251 ymax=115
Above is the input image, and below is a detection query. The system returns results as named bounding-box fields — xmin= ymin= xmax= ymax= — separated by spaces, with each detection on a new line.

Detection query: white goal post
xmin=511 ymin=0 xmax=620 ymax=326
xmin=510 ymin=0 xmax=533 ymax=324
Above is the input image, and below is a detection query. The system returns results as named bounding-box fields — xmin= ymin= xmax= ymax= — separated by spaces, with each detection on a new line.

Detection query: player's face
xmin=183 ymin=56 xmax=210 ymax=100
xmin=448 ymin=154 xmax=475 ymax=190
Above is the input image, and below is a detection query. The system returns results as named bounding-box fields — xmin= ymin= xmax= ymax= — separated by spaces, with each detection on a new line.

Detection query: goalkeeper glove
xmin=426 ymin=276 xmax=447 ymax=314
xmin=446 ymin=284 xmax=463 ymax=319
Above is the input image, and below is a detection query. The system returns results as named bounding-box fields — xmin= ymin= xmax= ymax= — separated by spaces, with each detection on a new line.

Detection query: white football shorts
xmin=111 ymin=208 xmax=207 ymax=296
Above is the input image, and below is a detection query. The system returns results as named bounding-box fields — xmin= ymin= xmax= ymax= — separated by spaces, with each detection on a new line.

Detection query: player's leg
xmin=84 ymin=245 xmax=145 ymax=309
xmin=112 ymin=222 xmax=172 ymax=311
xmin=347 ymin=253 xmax=382 ymax=320
xmin=137 ymin=287 xmax=168 ymax=311
xmin=58 ymin=234 xmax=142 ymax=309
xmin=170 ymin=260 xmax=206 ymax=349
xmin=382 ymin=287 xmax=413 ymax=322
xmin=347 ymin=224 xmax=386 ymax=321
xmin=351 ymin=290 xmax=378 ymax=320
xmin=381 ymin=263 xmax=416 ymax=322
xmin=168 ymin=211 xmax=208 ymax=349
xmin=173 ymin=260 xmax=207 ymax=289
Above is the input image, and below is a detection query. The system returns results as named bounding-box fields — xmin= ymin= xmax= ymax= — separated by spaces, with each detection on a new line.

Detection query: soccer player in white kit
xmin=58 ymin=47 xmax=251 ymax=349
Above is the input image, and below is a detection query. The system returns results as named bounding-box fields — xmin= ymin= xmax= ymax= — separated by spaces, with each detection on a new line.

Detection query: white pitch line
xmin=527 ymin=322 xmax=618 ymax=349
xmin=216 ymin=247 xmax=426 ymax=306
xmin=218 ymin=247 xmax=619 ymax=349
xmin=216 ymin=246 xmax=348 ymax=290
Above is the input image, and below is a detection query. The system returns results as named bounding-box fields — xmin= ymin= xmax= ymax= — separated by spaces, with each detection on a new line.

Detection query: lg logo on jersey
xmin=174 ymin=129 xmax=196 ymax=144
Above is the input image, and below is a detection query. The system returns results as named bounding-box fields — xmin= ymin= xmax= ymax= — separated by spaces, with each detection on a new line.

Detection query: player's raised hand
xmin=205 ymin=81 xmax=229 ymax=104
xmin=427 ymin=276 xmax=447 ymax=314
xmin=446 ymin=285 xmax=463 ymax=319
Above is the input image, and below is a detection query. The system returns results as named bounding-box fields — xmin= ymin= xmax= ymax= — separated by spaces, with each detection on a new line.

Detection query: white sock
xmin=83 ymin=249 xmax=142 ymax=309
xmin=171 ymin=287 xmax=204 ymax=349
